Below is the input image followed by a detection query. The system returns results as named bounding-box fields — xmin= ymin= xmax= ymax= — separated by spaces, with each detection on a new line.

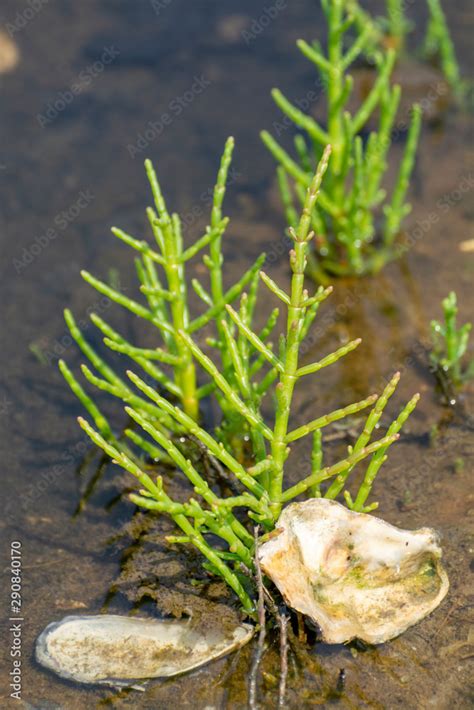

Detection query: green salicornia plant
xmin=59 ymin=138 xmax=267 ymax=461
xmin=262 ymin=0 xmax=422 ymax=281
xmin=347 ymin=0 xmax=465 ymax=100
xmin=430 ymin=292 xmax=474 ymax=388
xmin=422 ymin=0 xmax=467 ymax=101
xmin=76 ymin=148 xmax=419 ymax=613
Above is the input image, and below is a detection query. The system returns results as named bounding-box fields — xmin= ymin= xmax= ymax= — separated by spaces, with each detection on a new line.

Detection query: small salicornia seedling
xmin=77 ymin=147 xmax=419 ymax=614
xmin=430 ymin=291 xmax=473 ymax=388
xmin=262 ymin=0 xmax=422 ymax=281
xmin=59 ymin=138 xmax=267 ymax=462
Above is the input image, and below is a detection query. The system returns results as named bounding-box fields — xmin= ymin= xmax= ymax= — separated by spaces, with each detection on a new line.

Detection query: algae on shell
xmin=258 ymin=498 xmax=449 ymax=644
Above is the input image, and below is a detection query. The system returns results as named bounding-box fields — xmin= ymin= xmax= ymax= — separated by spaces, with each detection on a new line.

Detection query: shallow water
xmin=0 ymin=1 xmax=473 ymax=708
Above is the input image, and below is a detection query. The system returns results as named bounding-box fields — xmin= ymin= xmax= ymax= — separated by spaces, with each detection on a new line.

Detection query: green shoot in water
xmin=262 ymin=0 xmax=422 ymax=281
xmin=430 ymin=292 xmax=474 ymax=388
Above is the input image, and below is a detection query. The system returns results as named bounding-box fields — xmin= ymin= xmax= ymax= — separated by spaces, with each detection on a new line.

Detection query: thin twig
xmin=248 ymin=527 xmax=266 ymax=710
xmin=262 ymin=586 xmax=279 ymax=617
xmin=277 ymin=608 xmax=289 ymax=708
xmin=336 ymin=668 xmax=346 ymax=695
xmin=431 ymin=600 xmax=461 ymax=640
xmin=296 ymin=611 xmax=307 ymax=644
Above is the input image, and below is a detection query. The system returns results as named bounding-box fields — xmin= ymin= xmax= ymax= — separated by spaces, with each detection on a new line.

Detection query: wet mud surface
xmin=0 ymin=1 xmax=473 ymax=708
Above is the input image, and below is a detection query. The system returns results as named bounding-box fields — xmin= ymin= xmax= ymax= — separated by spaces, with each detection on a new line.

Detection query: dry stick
xmin=277 ymin=609 xmax=289 ymax=709
xmin=248 ymin=527 xmax=266 ymax=710
xmin=296 ymin=612 xmax=307 ymax=644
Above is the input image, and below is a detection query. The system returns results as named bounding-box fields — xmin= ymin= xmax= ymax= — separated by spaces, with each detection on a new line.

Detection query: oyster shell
xmin=35 ymin=614 xmax=253 ymax=687
xmin=259 ymin=499 xmax=449 ymax=644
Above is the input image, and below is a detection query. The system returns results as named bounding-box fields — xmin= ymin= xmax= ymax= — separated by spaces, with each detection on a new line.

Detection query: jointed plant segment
xmin=430 ymin=292 xmax=474 ymax=388
xmin=262 ymin=0 xmax=422 ymax=280
xmin=75 ymin=147 xmax=419 ymax=613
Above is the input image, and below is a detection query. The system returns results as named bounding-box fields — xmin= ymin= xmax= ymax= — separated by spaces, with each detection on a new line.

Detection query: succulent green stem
xmin=351 ymin=393 xmax=420 ymax=511
xmin=326 ymin=371 xmax=400 ymax=499
xmin=281 ymin=433 xmax=399 ymax=503
xmin=269 ymin=146 xmax=331 ymax=513
xmin=309 ymin=430 xmax=323 ymax=498
xmin=144 ymin=160 xmax=198 ymax=419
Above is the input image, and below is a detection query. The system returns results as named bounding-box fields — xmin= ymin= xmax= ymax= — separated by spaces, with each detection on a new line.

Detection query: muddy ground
xmin=0 ymin=1 xmax=473 ymax=708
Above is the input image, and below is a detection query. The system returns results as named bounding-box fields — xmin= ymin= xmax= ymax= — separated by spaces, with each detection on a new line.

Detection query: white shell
xmin=259 ymin=499 xmax=449 ymax=644
xmin=35 ymin=614 xmax=253 ymax=686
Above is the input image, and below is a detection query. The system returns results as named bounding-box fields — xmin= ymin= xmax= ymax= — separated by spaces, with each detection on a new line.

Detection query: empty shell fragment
xmin=36 ymin=614 xmax=253 ymax=686
xmin=258 ymin=498 xmax=448 ymax=644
